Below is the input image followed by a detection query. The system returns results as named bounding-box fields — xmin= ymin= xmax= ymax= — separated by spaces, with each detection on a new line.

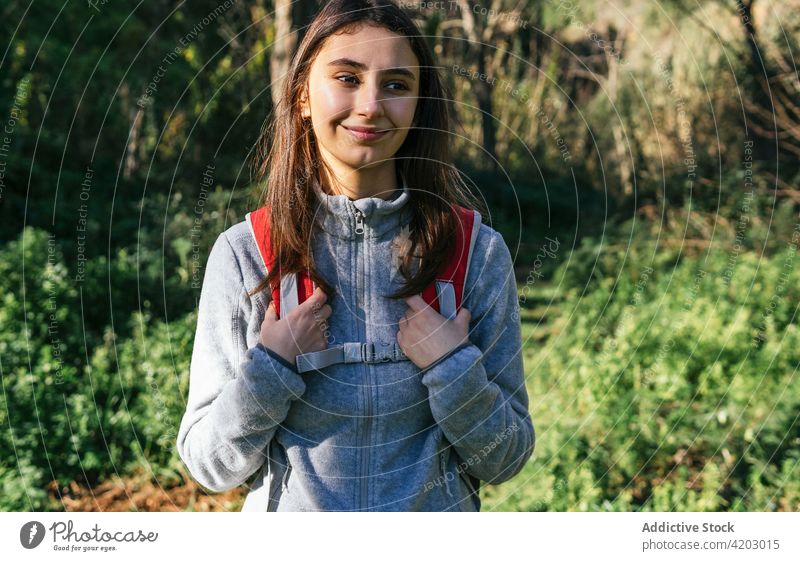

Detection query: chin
xmin=340 ymin=149 xmax=389 ymax=169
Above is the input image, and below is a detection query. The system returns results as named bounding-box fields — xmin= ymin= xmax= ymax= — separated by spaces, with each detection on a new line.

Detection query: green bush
xmin=4 ymin=220 xmax=799 ymax=512
xmin=494 ymin=234 xmax=800 ymax=511
xmin=0 ymin=227 xmax=195 ymax=510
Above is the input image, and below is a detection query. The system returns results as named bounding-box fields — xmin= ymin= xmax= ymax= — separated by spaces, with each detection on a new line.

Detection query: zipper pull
xmin=354 ymin=208 xmax=365 ymax=235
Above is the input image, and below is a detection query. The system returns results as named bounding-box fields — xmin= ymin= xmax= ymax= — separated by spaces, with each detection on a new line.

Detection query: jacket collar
xmin=312 ymin=170 xmax=414 ymax=239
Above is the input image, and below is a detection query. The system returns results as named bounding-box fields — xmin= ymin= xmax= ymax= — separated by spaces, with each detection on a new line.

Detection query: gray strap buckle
xmin=297 ymin=342 xmax=409 ymax=373
xmin=343 ymin=342 xmax=364 ymax=363
xmin=344 ymin=342 xmax=406 ymax=363
xmin=365 ymin=341 xmax=407 ymax=363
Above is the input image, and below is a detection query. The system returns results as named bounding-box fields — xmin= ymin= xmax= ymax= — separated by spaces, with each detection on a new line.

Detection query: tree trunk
xmin=456 ymin=0 xmax=497 ymax=169
xmin=736 ymin=0 xmax=800 ymax=157
xmin=270 ymin=0 xmax=296 ymax=111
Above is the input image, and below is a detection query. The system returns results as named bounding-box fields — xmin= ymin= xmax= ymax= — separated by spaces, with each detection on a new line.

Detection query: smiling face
xmin=299 ymin=23 xmax=420 ymax=179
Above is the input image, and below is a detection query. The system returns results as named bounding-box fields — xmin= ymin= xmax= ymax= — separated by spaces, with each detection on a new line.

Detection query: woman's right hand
xmin=259 ymin=286 xmax=332 ymax=366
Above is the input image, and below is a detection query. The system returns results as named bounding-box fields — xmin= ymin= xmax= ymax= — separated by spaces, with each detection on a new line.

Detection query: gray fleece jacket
xmin=176 ymin=177 xmax=535 ymax=511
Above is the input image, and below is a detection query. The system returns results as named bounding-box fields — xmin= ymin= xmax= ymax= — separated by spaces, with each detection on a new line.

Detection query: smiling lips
xmin=342 ymin=124 xmax=390 ymax=141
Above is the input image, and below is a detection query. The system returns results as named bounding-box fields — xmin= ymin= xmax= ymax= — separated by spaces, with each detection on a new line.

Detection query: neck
xmin=318 ymin=160 xmax=399 ymax=201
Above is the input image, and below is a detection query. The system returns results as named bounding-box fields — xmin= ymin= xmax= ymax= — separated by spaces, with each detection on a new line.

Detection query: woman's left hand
xmin=397 ymin=294 xmax=471 ymax=369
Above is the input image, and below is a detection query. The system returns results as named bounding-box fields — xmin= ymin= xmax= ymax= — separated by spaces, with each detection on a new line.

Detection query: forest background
xmin=1 ymin=0 xmax=798 ymax=511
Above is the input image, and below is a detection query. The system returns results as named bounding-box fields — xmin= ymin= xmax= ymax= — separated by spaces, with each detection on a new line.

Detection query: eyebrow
xmin=327 ymin=58 xmax=417 ymax=80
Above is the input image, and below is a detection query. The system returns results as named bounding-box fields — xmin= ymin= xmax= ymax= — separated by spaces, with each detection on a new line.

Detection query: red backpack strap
xmin=420 ymin=204 xmax=483 ymax=499
xmin=420 ymin=204 xmax=482 ymax=318
xmin=246 ymin=206 xmax=316 ymax=318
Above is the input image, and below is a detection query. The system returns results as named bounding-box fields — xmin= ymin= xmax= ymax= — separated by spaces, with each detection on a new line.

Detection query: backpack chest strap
xmin=295 ymin=342 xmax=409 ymax=373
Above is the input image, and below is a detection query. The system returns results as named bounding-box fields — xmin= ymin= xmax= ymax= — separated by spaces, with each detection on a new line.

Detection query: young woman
xmin=177 ymin=0 xmax=534 ymax=512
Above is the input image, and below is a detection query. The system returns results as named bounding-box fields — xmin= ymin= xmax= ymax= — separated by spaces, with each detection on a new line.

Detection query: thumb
xmin=454 ymin=306 xmax=471 ymax=327
xmin=265 ymin=301 xmax=279 ymax=322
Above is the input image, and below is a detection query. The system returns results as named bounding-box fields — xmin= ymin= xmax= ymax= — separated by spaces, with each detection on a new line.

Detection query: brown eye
xmin=336 ymin=75 xmax=358 ymax=85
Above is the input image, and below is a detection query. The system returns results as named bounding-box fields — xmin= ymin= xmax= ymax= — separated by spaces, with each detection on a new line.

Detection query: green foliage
xmin=6 ymin=213 xmax=800 ymax=511
xmin=0 ymin=227 xmax=195 ymax=510
xmin=486 ymin=229 xmax=800 ymax=512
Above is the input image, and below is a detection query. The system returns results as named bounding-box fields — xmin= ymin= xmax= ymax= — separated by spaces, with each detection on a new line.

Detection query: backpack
xmin=241 ymin=202 xmax=483 ymax=511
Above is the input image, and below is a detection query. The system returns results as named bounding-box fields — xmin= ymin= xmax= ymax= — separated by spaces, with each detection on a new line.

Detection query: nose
xmin=354 ymin=76 xmax=385 ymax=118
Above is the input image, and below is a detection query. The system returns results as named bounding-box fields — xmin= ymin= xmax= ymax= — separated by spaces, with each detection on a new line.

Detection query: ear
xmin=299 ymin=86 xmax=310 ymax=119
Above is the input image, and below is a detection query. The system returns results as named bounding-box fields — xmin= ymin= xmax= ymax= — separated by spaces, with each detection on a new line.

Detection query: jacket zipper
xmin=281 ymin=461 xmax=292 ymax=494
xmin=266 ymin=444 xmax=280 ymax=511
xmin=354 ymin=207 xmax=371 ymax=511
xmin=439 ymin=443 xmax=479 ymax=510
xmin=439 ymin=448 xmax=454 ymax=498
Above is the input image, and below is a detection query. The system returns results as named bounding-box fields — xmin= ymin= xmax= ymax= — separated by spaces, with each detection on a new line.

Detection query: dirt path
xmin=47 ymin=475 xmax=245 ymax=512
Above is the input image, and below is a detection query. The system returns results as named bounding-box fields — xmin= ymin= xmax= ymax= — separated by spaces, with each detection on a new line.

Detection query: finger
xmin=454 ymin=306 xmax=471 ymax=327
xmin=404 ymin=294 xmax=428 ymax=313
xmin=303 ymin=286 xmax=327 ymax=310
xmin=265 ymin=301 xmax=278 ymax=321
xmin=313 ymin=286 xmax=328 ymax=303
xmin=310 ymin=305 xmax=330 ymax=329
xmin=312 ymin=330 xmax=328 ymax=351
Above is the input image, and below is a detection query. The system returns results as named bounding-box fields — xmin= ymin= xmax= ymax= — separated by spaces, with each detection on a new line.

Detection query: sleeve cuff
xmin=422 ymin=341 xmax=474 ymax=372
xmin=204 ymin=344 xmax=307 ymax=436
xmin=256 ymin=342 xmax=299 ymax=374
xmin=420 ymin=342 xmax=485 ymax=395
xmin=241 ymin=344 xmax=306 ymax=401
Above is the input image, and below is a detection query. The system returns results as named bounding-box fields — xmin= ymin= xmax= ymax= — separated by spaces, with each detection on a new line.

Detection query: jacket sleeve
xmin=176 ymin=231 xmax=307 ymax=493
xmin=420 ymin=227 xmax=535 ymax=485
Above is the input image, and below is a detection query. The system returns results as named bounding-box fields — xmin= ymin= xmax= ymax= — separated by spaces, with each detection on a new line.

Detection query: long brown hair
xmin=247 ymin=0 xmax=486 ymax=302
